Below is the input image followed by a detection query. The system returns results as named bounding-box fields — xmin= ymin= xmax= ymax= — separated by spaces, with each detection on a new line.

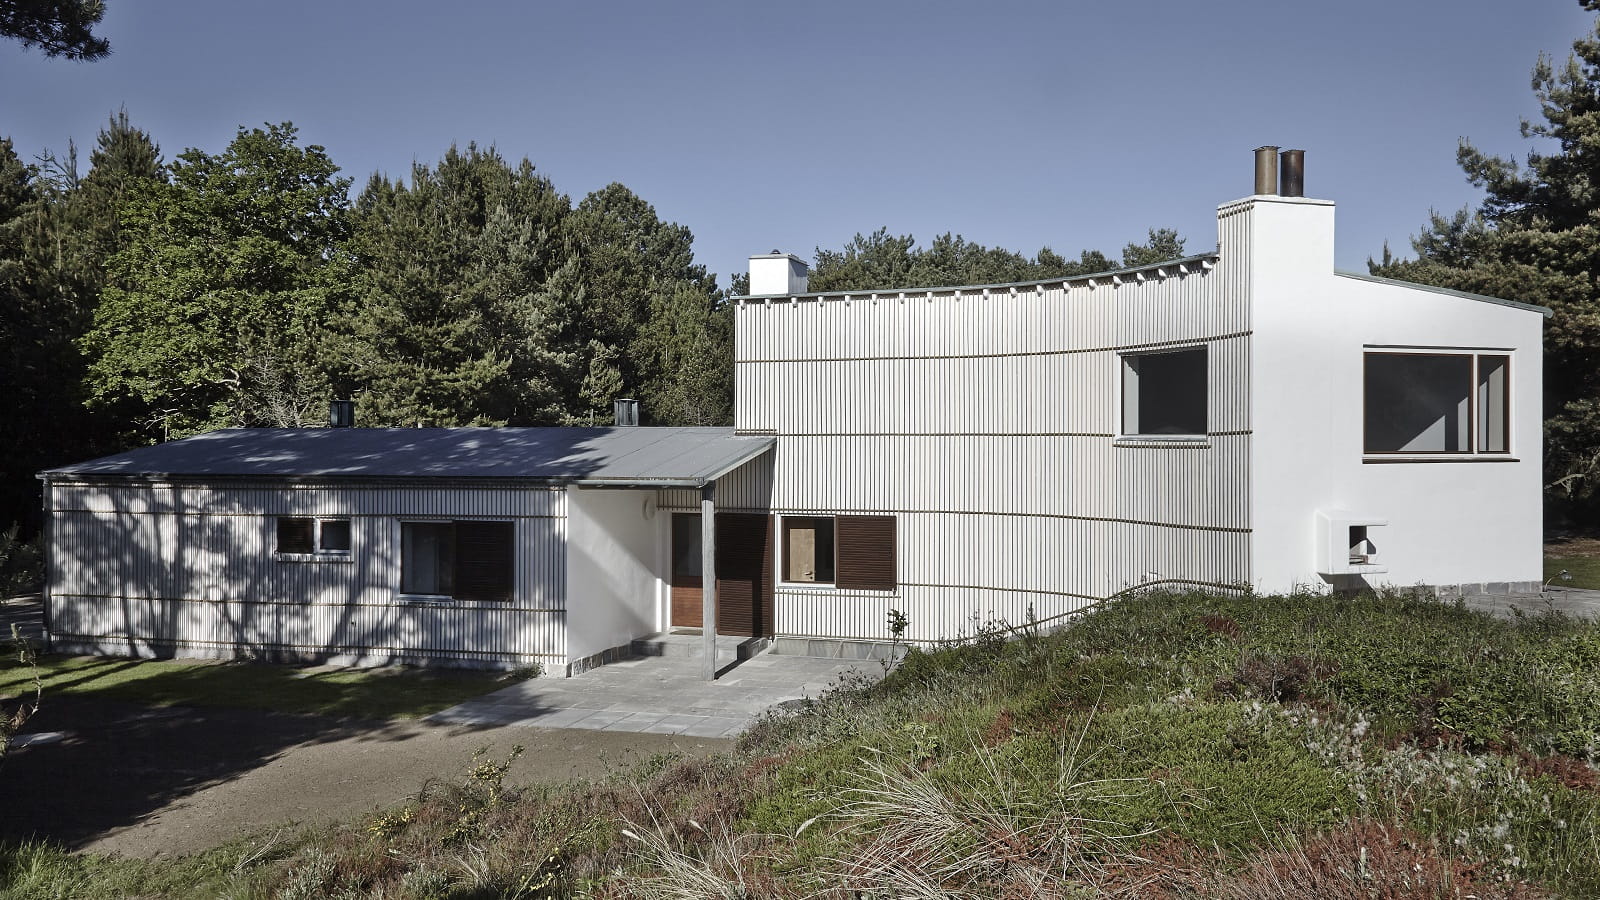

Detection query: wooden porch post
xmin=700 ymin=481 xmax=717 ymax=681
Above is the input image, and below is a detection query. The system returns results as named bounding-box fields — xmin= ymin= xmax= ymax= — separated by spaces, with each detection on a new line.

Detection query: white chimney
xmin=748 ymin=251 xmax=809 ymax=296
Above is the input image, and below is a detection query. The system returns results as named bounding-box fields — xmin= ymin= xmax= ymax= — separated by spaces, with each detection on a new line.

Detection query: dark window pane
xmin=1477 ymin=355 xmax=1509 ymax=453
xmin=1364 ymin=354 xmax=1472 ymax=452
xmin=402 ymin=522 xmax=454 ymax=595
xmin=673 ymin=514 xmax=702 ymax=578
xmin=277 ymin=517 xmax=314 ymax=554
xmin=1124 ymin=347 xmax=1207 ymax=435
xmin=320 ymin=519 xmax=351 ymax=552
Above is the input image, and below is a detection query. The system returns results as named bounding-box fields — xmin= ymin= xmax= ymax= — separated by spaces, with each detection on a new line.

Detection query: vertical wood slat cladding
xmin=46 ymin=482 xmax=567 ymax=668
xmin=735 ymin=253 xmax=1252 ymax=643
xmin=836 ymin=515 xmax=896 ymax=590
xmin=667 ymin=512 xmax=771 ymax=636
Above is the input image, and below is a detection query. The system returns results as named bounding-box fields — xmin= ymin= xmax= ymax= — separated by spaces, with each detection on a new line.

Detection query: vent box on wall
xmin=1315 ymin=510 xmax=1388 ymax=576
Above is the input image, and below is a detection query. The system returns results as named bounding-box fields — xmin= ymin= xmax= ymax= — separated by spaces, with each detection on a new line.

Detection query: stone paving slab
xmin=1459 ymin=587 xmax=1600 ymax=621
xmin=428 ymin=650 xmax=881 ymax=736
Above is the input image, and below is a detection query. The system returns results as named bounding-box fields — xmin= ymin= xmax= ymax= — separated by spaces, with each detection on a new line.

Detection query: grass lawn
xmin=1544 ymin=554 xmax=1600 ymax=589
xmin=1543 ymin=534 xmax=1600 ymax=588
xmin=0 ymin=653 xmax=521 ymax=719
xmin=4 ymin=590 xmax=1598 ymax=898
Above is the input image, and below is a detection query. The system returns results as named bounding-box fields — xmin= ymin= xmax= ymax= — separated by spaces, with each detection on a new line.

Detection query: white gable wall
xmin=565 ymin=487 xmax=663 ymax=668
xmin=1241 ymin=196 xmax=1544 ymax=593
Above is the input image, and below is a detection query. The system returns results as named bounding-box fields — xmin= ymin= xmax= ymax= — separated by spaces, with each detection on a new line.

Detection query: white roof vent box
xmin=748 ymin=251 xmax=809 ymax=296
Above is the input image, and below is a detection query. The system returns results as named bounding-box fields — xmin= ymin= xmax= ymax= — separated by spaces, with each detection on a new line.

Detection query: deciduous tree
xmin=82 ymin=123 xmax=350 ymax=438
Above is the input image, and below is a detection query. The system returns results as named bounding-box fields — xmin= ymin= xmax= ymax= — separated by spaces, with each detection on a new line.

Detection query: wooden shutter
xmin=276 ymin=517 xmax=314 ymax=554
xmin=836 ymin=515 xmax=897 ymax=591
xmin=454 ymin=521 xmax=515 ymax=602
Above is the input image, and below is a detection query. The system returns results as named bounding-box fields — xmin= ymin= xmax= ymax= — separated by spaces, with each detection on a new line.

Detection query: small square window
xmin=320 ymin=520 xmax=352 ymax=553
xmin=276 ymin=517 xmax=315 ymax=554
xmin=1122 ymin=346 xmax=1207 ymax=436
xmin=783 ymin=517 xmax=836 ymax=584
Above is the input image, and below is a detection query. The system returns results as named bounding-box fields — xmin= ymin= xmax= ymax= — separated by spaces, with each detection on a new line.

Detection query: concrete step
xmin=631 ymin=631 xmax=771 ymax=660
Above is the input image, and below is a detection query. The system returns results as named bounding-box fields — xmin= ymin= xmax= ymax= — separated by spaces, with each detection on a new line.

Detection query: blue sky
xmin=2 ymin=1 xmax=1592 ymax=286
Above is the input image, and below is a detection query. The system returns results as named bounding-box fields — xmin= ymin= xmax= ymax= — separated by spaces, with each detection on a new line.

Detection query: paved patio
xmin=426 ymin=638 xmax=884 ymax=738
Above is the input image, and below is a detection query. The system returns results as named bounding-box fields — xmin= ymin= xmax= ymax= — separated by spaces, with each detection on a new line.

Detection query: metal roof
xmin=732 ymin=252 xmax=1220 ymax=301
xmin=42 ymin=427 xmax=775 ymax=488
xmin=1334 ymin=271 xmax=1553 ymax=318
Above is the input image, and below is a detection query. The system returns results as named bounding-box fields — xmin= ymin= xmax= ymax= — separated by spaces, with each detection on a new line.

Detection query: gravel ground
xmin=2 ymin=696 xmax=731 ymax=859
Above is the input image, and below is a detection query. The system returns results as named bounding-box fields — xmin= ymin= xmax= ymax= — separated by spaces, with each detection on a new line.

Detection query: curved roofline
xmin=733 ymin=251 xmax=1220 ymax=302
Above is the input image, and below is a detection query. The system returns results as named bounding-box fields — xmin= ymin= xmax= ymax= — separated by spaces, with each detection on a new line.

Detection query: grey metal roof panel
xmin=42 ymin=427 xmax=775 ymax=486
xmin=1334 ymin=271 xmax=1554 ymax=318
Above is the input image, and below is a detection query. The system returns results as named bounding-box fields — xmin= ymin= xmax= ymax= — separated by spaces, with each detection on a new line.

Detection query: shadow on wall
xmin=50 ymin=429 xmax=637 ymax=669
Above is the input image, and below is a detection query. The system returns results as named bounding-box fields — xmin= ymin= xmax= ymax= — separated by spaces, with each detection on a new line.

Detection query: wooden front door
xmin=669 ymin=512 xmax=772 ymax=637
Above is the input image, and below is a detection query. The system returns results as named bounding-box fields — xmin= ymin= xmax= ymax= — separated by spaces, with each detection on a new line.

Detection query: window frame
xmin=1118 ymin=344 xmax=1209 ymax=441
xmin=274 ymin=516 xmax=354 ymax=561
xmin=776 ymin=514 xmax=898 ymax=593
xmin=779 ymin=515 xmax=837 ymax=587
xmin=1362 ymin=349 xmax=1512 ymax=458
xmin=397 ymin=518 xmax=516 ymax=604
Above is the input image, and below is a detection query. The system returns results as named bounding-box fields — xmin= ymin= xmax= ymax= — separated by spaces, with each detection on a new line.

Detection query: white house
xmin=41 ymin=148 xmax=1549 ymax=671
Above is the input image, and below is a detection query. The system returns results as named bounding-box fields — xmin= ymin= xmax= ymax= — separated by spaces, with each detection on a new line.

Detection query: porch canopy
xmin=44 ymin=426 xmax=774 ymax=489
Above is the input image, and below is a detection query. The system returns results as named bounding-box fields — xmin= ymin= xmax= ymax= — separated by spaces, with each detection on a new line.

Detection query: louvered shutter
xmin=454 ymin=521 xmax=515 ymax=602
xmin=836 ymin=515 xmax=897 ymax=591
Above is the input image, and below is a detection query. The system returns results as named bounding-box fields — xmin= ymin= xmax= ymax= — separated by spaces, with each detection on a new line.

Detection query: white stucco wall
xmin=1242 ymin=196 xmax=1545 ymax=593
xmin=564 ymin=487 xmax=662 ymax=663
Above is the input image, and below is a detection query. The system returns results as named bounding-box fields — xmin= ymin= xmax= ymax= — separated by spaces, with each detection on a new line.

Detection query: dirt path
xmin=3 ymin=697 xmax=730 ymax=859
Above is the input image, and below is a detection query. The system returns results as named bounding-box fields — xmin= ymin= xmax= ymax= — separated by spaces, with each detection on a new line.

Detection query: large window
xmin=780 ymin=515 xmax=897 ymax=591
xmin=1364 ymin=352 xmax=1510 ymax=455
xmin=1122 ymin=346 xmax=1207 ymax=437
xmin=276 ymin=517 xmax=351 ymax=557
xmin=401 ymin=520 xmax=515 ymax=601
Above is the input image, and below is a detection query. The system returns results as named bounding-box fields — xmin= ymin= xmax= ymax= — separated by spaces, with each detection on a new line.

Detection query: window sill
xmin=1114 ymin=435 xmax=1211 ymax=448
xmin=396 ymin=594 xmax=456 ymax=606
xmin=1362 ymin=455 xmax=1520 ymax=464
xmin=274 ymin=552 xmax=354 ymax=564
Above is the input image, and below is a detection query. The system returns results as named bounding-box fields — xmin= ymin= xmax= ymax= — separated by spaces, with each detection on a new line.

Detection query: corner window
xmin=780 ymin=515 xmax=897 ymax=591
xmin=1122 ymin=346 xmax=1207 ymax=437
xmin=276 ymin=517 xmax=351 ymax=557
xmin=1364 ymin=352 xmax=1510 ymax=455
xmin=401 ymin=520 xmax=514 ymax=602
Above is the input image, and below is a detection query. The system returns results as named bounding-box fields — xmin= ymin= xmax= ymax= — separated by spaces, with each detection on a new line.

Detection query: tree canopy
xmin=808 ymin=227 xmax=1184 ymax=293
xmin=82 ymin=123 xmax=351 ymax=438
xmin=0 ymin=0 xmax=109 ymax=59
xmin=1371 ymin=0 xmax=1600 ymax=511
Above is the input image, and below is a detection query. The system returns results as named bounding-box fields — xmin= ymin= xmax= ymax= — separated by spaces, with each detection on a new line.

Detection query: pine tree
xmin=335 ymin=145 xmax=572 ymax=426
xmin=1371 ymin=1 xmax=1600 ymax=507
xmin=560 ymin=183 xmax=727 ymax=425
